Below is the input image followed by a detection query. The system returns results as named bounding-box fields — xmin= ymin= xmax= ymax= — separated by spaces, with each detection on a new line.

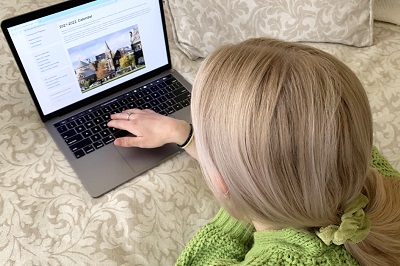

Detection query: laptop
xmin=1 ymin=0 xmax=193 ymax=197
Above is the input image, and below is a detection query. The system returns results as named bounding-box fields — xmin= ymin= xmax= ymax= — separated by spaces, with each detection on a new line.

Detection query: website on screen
xmin=8 ymin=0 xmax=168 ymax=115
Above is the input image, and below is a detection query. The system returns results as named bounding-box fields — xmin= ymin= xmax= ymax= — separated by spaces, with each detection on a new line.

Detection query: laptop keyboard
xmin=54 ymin=74 xmax=190 ymax=159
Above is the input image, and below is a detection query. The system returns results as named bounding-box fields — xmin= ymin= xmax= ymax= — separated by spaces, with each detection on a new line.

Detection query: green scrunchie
xmin=316 ymin=193 xmax=371 ymax=246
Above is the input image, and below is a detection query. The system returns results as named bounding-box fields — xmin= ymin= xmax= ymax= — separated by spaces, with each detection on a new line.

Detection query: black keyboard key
xmin=102 ymin=114 xmax=111 ymax=122
xmin=76 ymin=117 xmax=86 ymax=125
xmin=66 ymin=134 xmax=83 ymax=146
xmin=148 ymin=85 xmax=158 ymax=92
xmin=127 ymin=95 xmax=136 ymax=102
xmin=110 ymin=102 xmax=120 ymax=110
xmin=100 ymin=129 xmax=111 ymax=138
xmin=164 ymin=78 xmax=174 ymax=85
xmin=155 ymin=84 xmax=164 ymax=91
xmin=99 ymin=122 xmax=108 ymax=130
xmin=91 ymin=134 xmax=101 ymax=142
xmin=66 ymin=121 xmax=77 ymax=129
xmin=127 ymin=103 xmax=138 ymax=109
xmin=166 ymin=99 xmax=176 ymax=107
xmin=174 ymin=92 xmax=190 ymax=103
xmin=93 ymin=110 xmax=103 ymax=117
xmin=172 ymin=88 xmax=188 ymax=97
xmin=142 ymin=103 xmax=152 ymax=109
xmin=109 ymin=127 xmax=119 ymax=133
xmin=85 ymin=121 xmax=94 ymax=128
xmin=103 ymin=135 xmax=115 ymax=145
xmin=120 ymin=98 xmax=128 ymax=105
xmin=83 ymin=145 xmax=95 ymax=154
xmin=93 ymin=117 xmax=104 ymax=125
xmin=173 ymin=81 xmax=183 ymax=89
xmin=135 ymin=92 xmax=144 ymax=98
xmin=143 ymin=89 xmax=152 ymax=95
xmin=70 ymin=138 xmax=92 ymax=152
xmin=82 ymin=130 xmax=92 ymax=138
xmin=74 ymin=149 xmax=85 ymax=159
xmin=173 ymin=103 xmax=183 ymax=112
xmin=135 ymin=99 xmax=145 ymax=105
xmin=158 ymin=96 xmax=167 ymax=103
xmin=158 ymin=103 xmax=168 ymax=110
xmin=152 ymin=92 xmax=161 ymax=98
xmin=75 ymin=125 xmax=86 ymax=133
xmin=150 ymin=99 xmax=159 ymax=106
xmin=57 ymin=125 xmax=68 ymax=134
xmin=166 ymin=107 xmax=175 ymax=114
xmin=182 ymin=100 xmax=190 ymax=107
xmin=93 ymin=141 xmax=104 ymax=149
xmin=85 ymin=113 xmax=95 ymax=120
xmin=165 ymin=93 xmax=174 ymax=99
xmin=61 ymin=129 xmax=76 ymax=139
xmin=91 ymin=126 xmax=101 ymax=134
xmin=152 ymin=106 xmax=162 ymax=113
xmin=102 ymin=106 xmax=111 ymax=113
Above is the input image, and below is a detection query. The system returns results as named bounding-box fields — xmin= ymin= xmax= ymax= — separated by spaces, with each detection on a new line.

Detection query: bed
xmin=1 ymin=0 xmax=399 ymax=265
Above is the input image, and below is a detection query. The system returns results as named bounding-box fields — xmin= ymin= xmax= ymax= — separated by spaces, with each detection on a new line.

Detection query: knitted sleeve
xmin=175 ymin=208 xmax=255 ymax=266
xmin=371 ymin=146 xmax=400 ymax=178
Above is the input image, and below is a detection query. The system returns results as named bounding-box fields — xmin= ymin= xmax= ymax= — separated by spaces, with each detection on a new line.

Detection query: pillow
xmin=374 ymin=0 xmax=400 ymax=25
xmin=165 ymin=0 xmax=373 ymax=60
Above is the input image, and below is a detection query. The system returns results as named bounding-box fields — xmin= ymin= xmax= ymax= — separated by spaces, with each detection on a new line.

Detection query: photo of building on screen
xmin=68 ymin=25 xmax=145 ymax=93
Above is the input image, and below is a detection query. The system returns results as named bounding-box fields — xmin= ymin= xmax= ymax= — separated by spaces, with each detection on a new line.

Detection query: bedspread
xmin=0 ymin=1 xmax=399 ymax=265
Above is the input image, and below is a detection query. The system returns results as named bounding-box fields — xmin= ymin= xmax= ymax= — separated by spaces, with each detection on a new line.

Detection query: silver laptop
xmin=1 ymin=0 xmax=192 ymax=197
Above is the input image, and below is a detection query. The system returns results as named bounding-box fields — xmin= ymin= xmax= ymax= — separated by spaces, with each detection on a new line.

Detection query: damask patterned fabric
xmin=165 ymin=0 xmax=373 ymax=60
xmin=0 ymin=0 xmax=399 ymax=265
xmin=374 ymin=0 xmax=400 ymax=25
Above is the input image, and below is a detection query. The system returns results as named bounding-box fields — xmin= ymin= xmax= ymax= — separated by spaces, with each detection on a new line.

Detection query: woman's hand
xmin=107 ymin=108 xmax=191 ymax=148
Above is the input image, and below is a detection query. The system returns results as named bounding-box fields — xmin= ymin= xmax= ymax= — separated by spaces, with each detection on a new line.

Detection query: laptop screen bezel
xmin=1 ymin=0 xmax=172 ymax=122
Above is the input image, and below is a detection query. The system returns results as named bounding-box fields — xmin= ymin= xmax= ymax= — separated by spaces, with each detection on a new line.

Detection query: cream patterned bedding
xmin=0 ymin=1 xmax=399 ymax=265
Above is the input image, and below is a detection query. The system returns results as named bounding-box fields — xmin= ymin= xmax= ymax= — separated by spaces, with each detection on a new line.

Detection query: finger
xmin=109 ymin=113 xmax=127 ymax=121
xmin=112 ymin=108 xmax=150 ymax=120
xmin=142 ymin=109 xmax=156 ymax=114
xmin=114 ymin=136 xmax=142 ymax=147
xmin=110 ymin=112 xmax=138 ymax=121
xmin=107 ymin=119 xmax=136 ymax=133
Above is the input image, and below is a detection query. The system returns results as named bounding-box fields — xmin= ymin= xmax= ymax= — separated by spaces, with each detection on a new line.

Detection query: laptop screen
xmin=3 ymin=0 xmax=169 ymax=118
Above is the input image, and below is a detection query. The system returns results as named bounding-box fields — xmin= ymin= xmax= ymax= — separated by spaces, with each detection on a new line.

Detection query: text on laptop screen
xmin=7 ymin=0 xmax=169 ymax=116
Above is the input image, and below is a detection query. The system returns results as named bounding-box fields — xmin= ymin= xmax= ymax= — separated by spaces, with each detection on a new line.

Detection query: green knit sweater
xmin=176 ymin=147 xmax=400 ymax=266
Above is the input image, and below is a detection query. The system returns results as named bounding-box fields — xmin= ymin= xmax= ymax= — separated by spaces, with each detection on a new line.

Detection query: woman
xmin=108 ymin=38 xmax=400 ymax=265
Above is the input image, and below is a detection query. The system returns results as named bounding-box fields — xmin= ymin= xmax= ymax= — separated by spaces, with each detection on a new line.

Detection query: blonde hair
xmin=190 ymin=38 xmax=400 ymax=265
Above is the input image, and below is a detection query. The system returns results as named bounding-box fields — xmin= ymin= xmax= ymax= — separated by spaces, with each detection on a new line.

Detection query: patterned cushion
xmin=374 ymin=0 xmax=400 ymax=26
xmin=165 ymin=0 xmax=373 ymax=60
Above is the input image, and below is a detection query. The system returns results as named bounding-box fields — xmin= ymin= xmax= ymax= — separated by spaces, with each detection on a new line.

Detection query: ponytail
xmin=345 ymin=160 xmax=400 ymax=265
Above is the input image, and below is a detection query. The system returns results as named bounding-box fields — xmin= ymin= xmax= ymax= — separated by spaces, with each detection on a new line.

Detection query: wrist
xmin=171 ymin=120 xmax=192 ymax=146
xmin=177 ymin=123 xmax=193 ymax=149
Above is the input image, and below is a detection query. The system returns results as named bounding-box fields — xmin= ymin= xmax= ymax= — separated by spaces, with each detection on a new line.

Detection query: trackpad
xmin=115 ymin=143 xmax=181 ymax=172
